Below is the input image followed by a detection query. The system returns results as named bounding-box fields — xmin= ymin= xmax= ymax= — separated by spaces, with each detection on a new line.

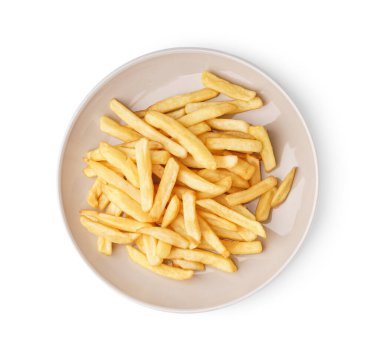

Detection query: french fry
xmin=126 ymin=246 xmax=193 ymax=280
xmin=206 ymin=138 xmax=262 ymax=153
xmin=102 ymin=184 xmax=154 ymax=223
xmin=222 ymin=240 xmax=262 ymax=255
xmin=187 ymin=122 xmax=211 ymax=135
xmin=161 ymin=195 xmax=181 ymax=228
xmin=100 ymin=116 xmax=141 ymax=142
xmin=138 ymin=227 xmax=189 ymax=249
xmin=213 ymin=194 xmax=256 ymax=220
xmin=87 ymin=160 xmax=141 ymax=203
xmin=149 ymin=158 xmax=179 ymax=221
xmin=196 ymin=199 xmax=266 ymax=237
xmin=192 ymin=176 xmax=232 ymax=199
xmin=120 ymin=140 xmax=163 ymax=150
xmin=177 ymin=103 xmax=236 ymax=127
xmin=182 ymin=190 xmax=201 ymax=243
xmin=99 ymin=142 xmax=139 ymax=188
xmin=206 ymin=118 xmax=249 ymax=133
xmin=118 ymin=147 xmax=171 ymax=165
xmin=110 ymin=99 xmax=187 ymax=158
xmin=256 ymin=187 xmax=277 ymax=221
xmin=168 ymin=248 xmax=237 ymax=273
xmin=105 ymin=202 xmax=122 ymax=216
xmin=143 ymin=235 xmax=162 ymax=266
xmin=221 ymin=131 xmax=255 ymax=139
xmin=98 ymin=193 xmax=110 ymax=210
xmin=80 ymin=210 xmax=152 ymax=232
xmin=166 ymin=107 xmax=186 ymax=119
xmin=181 ymin=155 xmax=238 ymax=169
xmin=145 ymin=110 xmax=216 ymax=170
xmin=156 ymin=241 xmax=172 ymax=259
xmin=271 ymin=167 xmax=297 ymax=207
xmin=227 ymin=187 xmax=242 ymax=194
xmin=169 ymin=214 xmax=199 ymax=248
xmin=249 ymin=126 xmax=276 ymax=172
xmin=185 ymin=97 xmax=263 ymax=114
xmin=198 ymin=210 xmax=238 ymax=231
xmin=83 ymin=166 xmax=96 ymax=178
xmin=172 ymin=259 xmax=205 ymax=271
xmin=87 ymin=179 xmax=102 ymax=208
xmin=197 ymin=169 xmax=249 ymax=189
xmin=201 ymin=71 xmax=256 ymax=101
xmin=228 ymin=158 xmax=255 ymax=180
xmin=80 ymin=216 xmax=139 ymax=244
xmin=225 ymin=176 xmax=278 ymax=205
xmin=209 ymin=226 xmax=257 ymax=241
xmin=198 ymin=216 xmax=230 ymax=257
xmin=97 ymin=237 xmax=112 ymax=256
xmin=135 ymin=138 xmax=154 ymax=212
xmin=246 ymin=154 xmax=261 ymax=185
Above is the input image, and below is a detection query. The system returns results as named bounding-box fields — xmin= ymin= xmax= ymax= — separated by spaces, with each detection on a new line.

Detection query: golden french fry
xmin=97 ymin=237 xmax=112 ymax=256
xmin=197 ymin=169 xmax=249 ymax=189
xmin=172 ymin=259 xmax=205 ymax=271
xmin=80 ymin=210 xmax=151 ymax=232
xmin=156 ymin=241 xmax=172 ymax=259
xmin=228 ymin=158 xmax=255 ymax=180
xmin=271 ymin=167 xmax=297 ymax=207
xmin=168 ymin=248 xmax=237 ymax=273
xmin=166 ymin=107 xmax=186 ymax=119
xmin=209 ymin=226 xmax=257 ymax=241
xmin=187 ymin=122 xmax=211 ymax=135
xmin=126 ymin=246 xmax=193 ymax=280
xmin=181 ymin=155 xmax=238 ymax=169
xmin=196 ymin=199 xmax=266 ymax=237
xmin=80 ymin=216 xmax=139 ymax=244
xmin=185 ymin=97 xmax=263 ymax=114
xmin=192 ymin=176 xmax=232 ymax=199
xmin=169 ymin=214 xmax=199 ymax=249
xmin=177 ymin=103 xmax=236 ymax=127
xmin=221 ymin=131 xmax=255 ymax=139
xmin=83 ymin=166 xmax=96 ymax=178
xmin=206 ymin=118 xmax=249 ymax=133
xmin=117 ymin=147 xmax=171 ymax=165
xmin=143 ymin=235 xmax=162 ymax=266
xmin=246 ymin=154 xmax=261 ymax=185
xmin=135 ymin=138 xmax=154 ymax=212
xmin=206 ymin=138 xmax=262 ymax=153
xmin=149 ymin=158 xmax=179 ymax=221
xmin=105 ymin=202 xmax=122 ymax=216
xmin=213 ymin=194 xmax=256 ymax=220
xmin=99 ymin=142 xmax=139 ymax=188
xmin=249 ymin=126 xmax=276 ymax=172
xmin=198 ymin=216 xmax=230 ymax=258
xmin=161 ymin=195 xmax=181 ymax=228
xmin=98 ymin=193 xmax=110 ymax=210
xmin=102 ymin=184 xmax=154 ymax=223
xmin=87 ymin=160 xmax=141 ymax=203
xmin=227 ymin=187 xmax=242 ymax=194
xmin=222 ymin=240 xmax=262 ymax=255
xmin=87 ymin=179 xmax=102 ymax=208
xmin=225 ymin=176 xmax=278 ymax=205
xmin=100 ymin=116 xmax=141 ymax=142
xmin=182 ymin=190 xmax=201 ymax=243
xmin=201 ymin=71 xmax=256 ymax=101
xmin=145 ymin=111 xmax=216 ymax=170
xmin=256 ymin=187 xmax=277 ymax=221
xmin=145 ymin=88 xmax=219 ymax=113
xmin=198 ymin=210 xmax=238 ymax=231
xmin=110 ymin=99 xmax=187 ymax=158
xmin=138 ymin=227 xmax=189 ymax=249
xmin=120 ymin=140 xmax=163 ymax=150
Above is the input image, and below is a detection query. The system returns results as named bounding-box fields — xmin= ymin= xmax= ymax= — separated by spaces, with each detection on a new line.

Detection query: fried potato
xmin=149 ymin=158 xmax=179 ymax=221
xmin=126 ymin=246 xmax=193 ymax=280
xmin=117 ymin=147 xmax=171 ymax=165
xmin=172 ymin=259 xmax=204 ymax=271
xmin=87 ymin=179 xmax=102 ymax=208
xmin=256 ymin=187 xmax=277 ymax=221
xmin=201 ymin=71 xmax=256 ymax=101
xmin=182 ymin=190 xmax=201 ymax=243
xmin=143 ymin=235 xmax=162 ymax=266
xmin=161 ymin=195 xmax=181 ymax=228
xmin=228 ymin=158 xmax=255 ymax=180
xmin=193 ymin=176 xmax=232 ymax=199
xmin=198 ymin=210 xmax=238 ymax=231
xmin=138 ymin=227 xmax=189 ymax=249
xmin=80 ymin=210 xmax=152 ymax=232
xmin=102 ymin=184 xmax=154 ymax=223
xmin=98 ymin=192 xmax=110 ymax=210
xmin=206 ymin=138 xmax=262 ymax=153
xmin=168 ymin=248 xmax=237 ymax=273
xmin=246 ymin=154 xmax=261 ymax=185
xmin=181 ymin=155 xmax=238 ymax=169
xmin=97 ymin=237 xmax=112 ymax=256
xmin=145 ymin=110 xmax=216 ymax=169
xmin=120 ymin=140 xmax=163 ymax=150
xmin=207 ymin=118 xmax=249 ymax=133
xmin=99 ymin=142 xmax=139 ymax=188
xmin=198 ymin=216 xmax=230 ymax=258
xmin=177 ymin=103 xmax=236 ymax=127
xmin=99 ymin=116 xmax=141 ymax=142
xmin=135 ymin=138 xmax=154 ymax=212
xmin=209 ymin=226 xmax=257 ymax=241
xmin=187 ymin=122 xmax=211 ymax=135
xmin=225 ymin=176 xmax=278 ymax=205
xmin=249 ymin=126 xmax=276 ymax=172
xmin=166 ymin=107 xmax=186 ymax=119
xmin=83 ymin=166 xmax=96 ymax=178
xmin=197 ymin=169 xmax=249 ymax=189
xmin=227 ymin=187 xmax=242 ymax=194
xmin=222 ymin=240 xmax=262 ymax=255
xmin=185 ymin=97 xmax=263 ymax=114
xmin=196 ymin=199 xmax=266 ymax=237
xmin=213 ymin=194 xmax=256 ymax=220
xmin=105 ymin=202 xmax=122 ymax=216
xmin=169 ymin=214 xmax=199 ymax=249
xmin=110 ymin=99 xmax=187 ymax=158
xmin=87 ymin=160 xmax=141 ymax=203
xmin=156 ymin=241 xmax=172 ymax=259
xmin=271 ymin=167 xmax=297 ymax=207
xmin=80 ymin=216 xmax=139 ymax=244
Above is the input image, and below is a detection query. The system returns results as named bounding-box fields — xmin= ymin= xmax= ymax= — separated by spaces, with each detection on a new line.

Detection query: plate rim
xmin=58 ymin=47 xmax=319 ymax=313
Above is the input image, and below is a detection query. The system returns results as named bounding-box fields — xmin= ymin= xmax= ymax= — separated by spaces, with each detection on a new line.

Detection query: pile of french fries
xmin=80 ymin=71 xmax=297 ymax=280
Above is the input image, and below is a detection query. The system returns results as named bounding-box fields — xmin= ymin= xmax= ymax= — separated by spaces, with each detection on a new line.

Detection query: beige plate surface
xmin=59 ymin=48 xmax=318 ymax=312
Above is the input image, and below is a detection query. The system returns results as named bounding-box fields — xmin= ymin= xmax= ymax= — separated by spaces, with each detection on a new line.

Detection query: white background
xmin=1 ymin=1 xmax=379 ymax=356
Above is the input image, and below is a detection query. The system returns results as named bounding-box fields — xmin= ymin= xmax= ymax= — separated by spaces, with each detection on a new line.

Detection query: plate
xmin=59 ymin=48 xmax=318 ymax=312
